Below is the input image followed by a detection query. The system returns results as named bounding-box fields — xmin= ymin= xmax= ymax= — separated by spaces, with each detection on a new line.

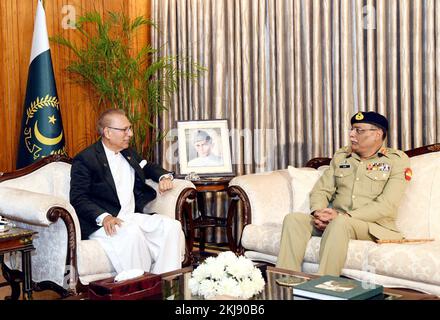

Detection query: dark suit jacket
xmin=69 ymin=141 xmax=171 ymax=240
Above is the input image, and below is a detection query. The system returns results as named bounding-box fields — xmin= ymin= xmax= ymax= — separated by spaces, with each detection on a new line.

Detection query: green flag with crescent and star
xmin=16 ymin=0 xmax=66 ymax=169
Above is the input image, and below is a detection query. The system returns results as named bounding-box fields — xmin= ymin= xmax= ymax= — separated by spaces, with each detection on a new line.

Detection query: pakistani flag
xmin=16 ymin=0 xmax=66 ymax=169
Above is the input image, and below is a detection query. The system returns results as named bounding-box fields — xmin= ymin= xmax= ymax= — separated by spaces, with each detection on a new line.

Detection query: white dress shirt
xmin=96 ymin=142 xmax=135 ymax=225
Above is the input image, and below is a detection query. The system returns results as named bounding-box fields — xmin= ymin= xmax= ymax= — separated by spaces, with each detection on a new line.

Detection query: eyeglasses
xmin=350 ymin=127 xmax=378 ymax=135
xmin=107 ymin=126 xmax=132 ymax=134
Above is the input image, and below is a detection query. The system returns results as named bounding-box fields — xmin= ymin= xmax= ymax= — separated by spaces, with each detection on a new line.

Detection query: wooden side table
xmin=0 ymin=227 xmax=37 ymax=300
xmin=187 ymin=177 xmax=234 ymax=255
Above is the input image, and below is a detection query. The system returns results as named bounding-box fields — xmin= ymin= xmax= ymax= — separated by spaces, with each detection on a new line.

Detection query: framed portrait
xmin=177 ymin=120 xmax=233 ymax=176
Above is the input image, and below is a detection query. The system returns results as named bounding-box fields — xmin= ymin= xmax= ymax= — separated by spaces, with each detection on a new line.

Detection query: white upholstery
xmin=367 ymin=241 xmax=440 ymax=285
xmin=0 ymin=163 xmax=82 ymax=288
xmin=1 ymin=162 xmax=71 ymax=196
xmin=77 ymin=240 xmax=114 ymax=277
xmin=241 ymin=224 xmax=281 ymax=256
xmin=0 ymin=161 xmax=195 ymax=290
xmin=288 ymin=165 xmax=328 ymax=214
xmin=231 ymin=150 xmax=440 ymax=296
xmin=7 ymin=219 xmax=70 ymax=288
xmin=145 ymin=178 xmax=195 ymax=219
xmin=230 ymin=170 xmax=293 ymax=225
xmin=395 ymin=153 xmax=440 ymax=239
xmin=0 ymin=187 xmax=75 ymax=227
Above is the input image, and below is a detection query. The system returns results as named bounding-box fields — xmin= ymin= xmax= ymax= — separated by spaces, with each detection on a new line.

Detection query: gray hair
xmin=97 ymin=109 xmax=126 ymax=136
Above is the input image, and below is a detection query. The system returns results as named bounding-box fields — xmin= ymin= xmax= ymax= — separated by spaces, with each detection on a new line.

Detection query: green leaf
xmin=50 ymin=9 xmax=206 ymax=159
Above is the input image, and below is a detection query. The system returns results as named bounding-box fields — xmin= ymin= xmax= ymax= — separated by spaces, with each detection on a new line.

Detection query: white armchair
xmin=0 ymin=155 xmax=196 ymax=297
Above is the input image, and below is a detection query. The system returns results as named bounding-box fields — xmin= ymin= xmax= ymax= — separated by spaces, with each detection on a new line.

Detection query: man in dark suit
xmin=70 ymin=108 xmax=182 ymax=274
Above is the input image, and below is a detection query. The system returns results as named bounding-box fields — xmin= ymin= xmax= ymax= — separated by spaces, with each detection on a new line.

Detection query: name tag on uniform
xmin=339 ymin=161 xmax=351 ymax=169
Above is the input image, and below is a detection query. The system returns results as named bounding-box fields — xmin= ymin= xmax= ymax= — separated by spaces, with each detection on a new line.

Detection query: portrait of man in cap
xmin=187 ymin=129 xmax=223 ymax=167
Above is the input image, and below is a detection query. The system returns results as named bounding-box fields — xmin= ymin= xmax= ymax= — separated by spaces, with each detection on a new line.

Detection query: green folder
xmin=293 ymin=275 xmax=383 ymax=300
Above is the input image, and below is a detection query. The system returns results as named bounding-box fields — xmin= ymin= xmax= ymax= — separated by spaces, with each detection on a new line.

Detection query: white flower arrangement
xmin=188 ymin=251 xmax=265 ymax=299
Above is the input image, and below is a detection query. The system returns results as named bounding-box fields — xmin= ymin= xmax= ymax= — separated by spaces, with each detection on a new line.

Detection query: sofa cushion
xmin=367 ymin=241 xmax=440 ymax=286
xmin=78 ymin=239 xmax=115 ymax=276
xmin=5 ymin=220 xmax=70 ymax=287
xmin=242 ymin=224 xmax=377 ymax=272
xmin=51 ymin=162 xmax=72 ymax=201
xmin=303 ymin=237 xmax=378 ymax=271
xmin=241 ymin=224 xmax=281 ymax=256
xmin=0 ymin=164 xmax=55 ymax=195
xmin=288 ymin=166 xmax=326 ymax=214
xmin=0 ymin=162 xmax=72 ymax=200
xmin=396 ymin=152 xmax=440 ymax=239
xmin=230 ymin=170 xmax=293 ymax=225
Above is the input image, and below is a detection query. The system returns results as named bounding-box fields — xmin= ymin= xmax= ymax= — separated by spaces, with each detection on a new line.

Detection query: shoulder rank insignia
xmin=378 ymin=147 xmax=388 ymax=156
xmin=404 ymin=168 xmax=413 ymax=181
xmin=342 ymin=146 xmax=352 ymax=156
xmin=355 ymin=112 xmax=364 ymax=120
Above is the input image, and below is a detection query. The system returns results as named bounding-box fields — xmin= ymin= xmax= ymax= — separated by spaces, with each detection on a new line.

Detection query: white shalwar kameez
xmin=89 ymin=145 xmax=182 ymax=274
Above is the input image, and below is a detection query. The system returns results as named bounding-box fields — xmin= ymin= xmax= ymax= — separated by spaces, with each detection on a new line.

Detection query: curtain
xmin=151 ymin=0 xmax=440 ymax=244
xmin=152 ymin=0 xmax=439 ymax=172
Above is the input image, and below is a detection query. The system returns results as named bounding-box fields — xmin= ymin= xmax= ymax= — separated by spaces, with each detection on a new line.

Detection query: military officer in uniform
xmin=276 ymin=111 xmax=412 ymax=276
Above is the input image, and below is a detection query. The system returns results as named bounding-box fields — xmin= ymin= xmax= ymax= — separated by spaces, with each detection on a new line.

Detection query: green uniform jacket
xmin=310 ymin=146 xmax=411 ymax=240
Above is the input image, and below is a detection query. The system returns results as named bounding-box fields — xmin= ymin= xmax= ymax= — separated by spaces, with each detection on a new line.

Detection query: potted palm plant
xmin=51 ymin=10 xmax=204 ymax=159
